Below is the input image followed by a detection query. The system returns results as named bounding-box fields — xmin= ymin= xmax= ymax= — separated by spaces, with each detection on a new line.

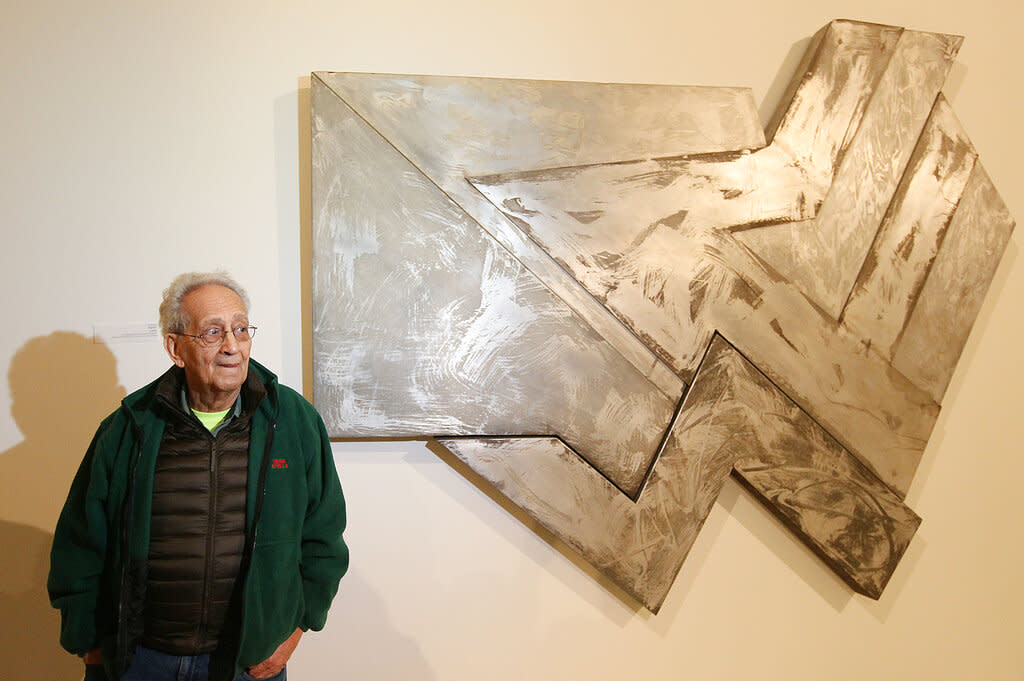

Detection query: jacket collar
xmin=120 ymin=358 xmax=280 ymax=429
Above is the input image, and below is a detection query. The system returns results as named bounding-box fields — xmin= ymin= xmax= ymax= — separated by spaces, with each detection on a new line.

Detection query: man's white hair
xmin=159 ymin=271 xmax=251 ymax=335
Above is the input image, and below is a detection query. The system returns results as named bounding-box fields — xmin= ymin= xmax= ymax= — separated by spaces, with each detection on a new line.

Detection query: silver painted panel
xmin=312 ymin=19 xmax=1013 ymax=611
xmin=470 ymin=146 xmax=816 ymax=377
xmin=440 ymin=334 xmax=919 ymax=610
xmin=468 ymin=22 xmax=945 ymax=495
xmin=708 ymin=235 xmax=939 ymax=496
xmin=841 ymin=96 xmax=976 ymax=357
xmin=741 ymin=29 xmax=962 ymax=318
xmin=769 ymin=21 xmax=901 ymax=190
xmin=440 ymin=333 xmax=746 ymax=613
xmin=313 ymin=73 xmax=764 ymax=398
xmin=312 ymin=77 xmax=677 ymax=496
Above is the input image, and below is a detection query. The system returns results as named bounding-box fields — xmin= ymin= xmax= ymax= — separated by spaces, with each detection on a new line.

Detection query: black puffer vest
xmin=141 ymin=370 xmax=265 ymax=654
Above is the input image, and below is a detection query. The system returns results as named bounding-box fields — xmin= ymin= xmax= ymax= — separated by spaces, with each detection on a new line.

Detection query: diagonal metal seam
xmin=891 ymin=162 xmax=1016 ymax=403
xmin=428 ymin=335 xmax=696 ymax=503
xmin=438 ymin=324 xmax=916 ymax=505
xmin=719 ymin=334 xmax=921 ymax=504
xmin=724 ymin=225 xmax=850 ymax=326
xmin=312 ymin=72 xmax=684 ymax=402
xmin=812 ymin=30 xmax=963 ymax=320
xmin=470 ymin=147 xmax=764 ymax=183
xmin=885 ymin=162 xmax=978 ymax=360
xmin=437 ymin=329 xmax=921 ymax=608
xmin=836 ymin=92 xmax=977 ymax=329
xmin=437 ymin=433 xmax=641 ymax=501
xmin=628 ymin=333 xmax=726 ymax=499
xmin=310 ymin=77 xmax=681 ymax=495
xmin=815 ymin=26 xmax=904 ymax=185
xmin=779 ymin=24 xmax=899 ymax=223
xmin=465 ymin=25 xmax=958 ymax=240
xmin=459 ymin=175 xmax=696 ymax=389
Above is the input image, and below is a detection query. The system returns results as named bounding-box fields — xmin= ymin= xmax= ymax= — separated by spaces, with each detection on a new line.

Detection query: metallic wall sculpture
xmin=311 ymin=20 xmax=1014 ymax=612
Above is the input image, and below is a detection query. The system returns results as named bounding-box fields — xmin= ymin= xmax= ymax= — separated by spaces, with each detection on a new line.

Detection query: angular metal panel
xmin=439 ymin=336 xmax=747 ymax=613
xmin=467 ymin=22 xmax=947 ymax=495
xmin=312 ymin=77 xmax=677 ymax=496
xmin=768 ymin=20 xmax=902 ymax=190
xmin=708 ymin=236 xmax=939 ymax=496
xmin=316 ymin=73 xmax=766 ymax=174
xmin=313 ymin=73 xmax=763 ymax=399
xmin=893 ymin=163 xmax=1016 ymax=401
xmin=469 ymin=146 xmax=814 ymax=378
xmin=312 ymin=19 xmax=1013 ymax=611
xmin=739 ymin=29 xmax=962 ymax=317
xmin=727 ymin=351 xmax=922 ymax=599
xmin=440 ymin=334 xmax=920 ymax=609
xmin=841 ymin=96 xmax=977 ymax=356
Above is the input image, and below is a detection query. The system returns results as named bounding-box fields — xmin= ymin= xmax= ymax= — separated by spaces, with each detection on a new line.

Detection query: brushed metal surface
xmin=742 ymin=29 xmax=962 ymax=319
xmin=312 ymin=77 xmax=678 ymax=496
xmin=440 ymin=335 xmax=919 ymax=610
xmin=311 ymin=19 xmax=1014 ymax=611
xmin=314 ymin=73 xmax=764 ymax=398
xmin=468 ymin=21 xmax=947 ymax=496
xmin=893 ymin=162 xmax=1016 ymax=402
xmin=841 ymin=96 xmax=977 ymax=357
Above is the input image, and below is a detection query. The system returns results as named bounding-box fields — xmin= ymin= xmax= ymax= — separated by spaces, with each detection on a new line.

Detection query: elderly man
xmin=49 ymin=272 xmax=348 ymax=681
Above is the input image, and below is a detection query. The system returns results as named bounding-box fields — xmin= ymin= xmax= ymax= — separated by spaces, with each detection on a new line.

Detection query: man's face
xmin=165 ymin=284 xmax=251 ymax=402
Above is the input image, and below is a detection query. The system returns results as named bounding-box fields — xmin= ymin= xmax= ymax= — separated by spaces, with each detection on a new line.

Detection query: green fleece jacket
xmin=48 ymin=360 xmax=349 ymax=680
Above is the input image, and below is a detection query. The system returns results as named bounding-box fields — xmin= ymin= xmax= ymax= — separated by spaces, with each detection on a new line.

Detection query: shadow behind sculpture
xmin=0 ymin=332 xmax=126 ymax=680
xmin=311 ymin=20 xmax=1015 ymax=612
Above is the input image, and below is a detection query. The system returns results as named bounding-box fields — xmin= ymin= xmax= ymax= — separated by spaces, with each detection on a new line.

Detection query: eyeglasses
xmin=175 ymin=325 xmax=257 ymax=347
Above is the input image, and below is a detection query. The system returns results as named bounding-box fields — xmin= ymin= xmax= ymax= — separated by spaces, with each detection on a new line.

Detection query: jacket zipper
xmin=197 ymin=434 xmax=219 ymax=649
xmin=249 ymin=421 xmax=276 ymax=552
xmin=229 ymin=419 xmax=275 ymax=674
xmin=225 ymin=419 xmax=277 ymax=672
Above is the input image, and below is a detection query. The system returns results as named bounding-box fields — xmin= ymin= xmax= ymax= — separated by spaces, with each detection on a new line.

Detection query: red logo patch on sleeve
xmin=271 ymin=458 xmax=288 ymax=469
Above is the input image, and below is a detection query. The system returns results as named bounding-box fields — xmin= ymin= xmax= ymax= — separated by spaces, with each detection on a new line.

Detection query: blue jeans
xmin=115 ymin=645 xmax=286 ymax=681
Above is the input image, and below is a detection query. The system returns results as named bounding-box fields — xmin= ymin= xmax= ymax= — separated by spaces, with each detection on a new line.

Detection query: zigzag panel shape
xmin=311 ymin=19 xmax=1014 ymax=612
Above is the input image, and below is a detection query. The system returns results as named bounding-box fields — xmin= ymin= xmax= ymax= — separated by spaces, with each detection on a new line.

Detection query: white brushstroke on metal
xmin=893 ymin=163 xmax=1016 ymax=401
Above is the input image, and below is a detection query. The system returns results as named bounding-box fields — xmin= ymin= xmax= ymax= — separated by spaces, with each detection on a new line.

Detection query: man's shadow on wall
xmin=0 ymin=332 xmax=125 ymax=681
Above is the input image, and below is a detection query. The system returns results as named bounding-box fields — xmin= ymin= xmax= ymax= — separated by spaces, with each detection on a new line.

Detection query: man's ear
xmin=165 ymin=334 xmax=186 ymax=368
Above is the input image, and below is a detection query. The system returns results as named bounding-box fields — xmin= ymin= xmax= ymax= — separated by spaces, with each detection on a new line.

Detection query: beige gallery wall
xmin=1 ymin=0 xmax=1021 ymax=679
